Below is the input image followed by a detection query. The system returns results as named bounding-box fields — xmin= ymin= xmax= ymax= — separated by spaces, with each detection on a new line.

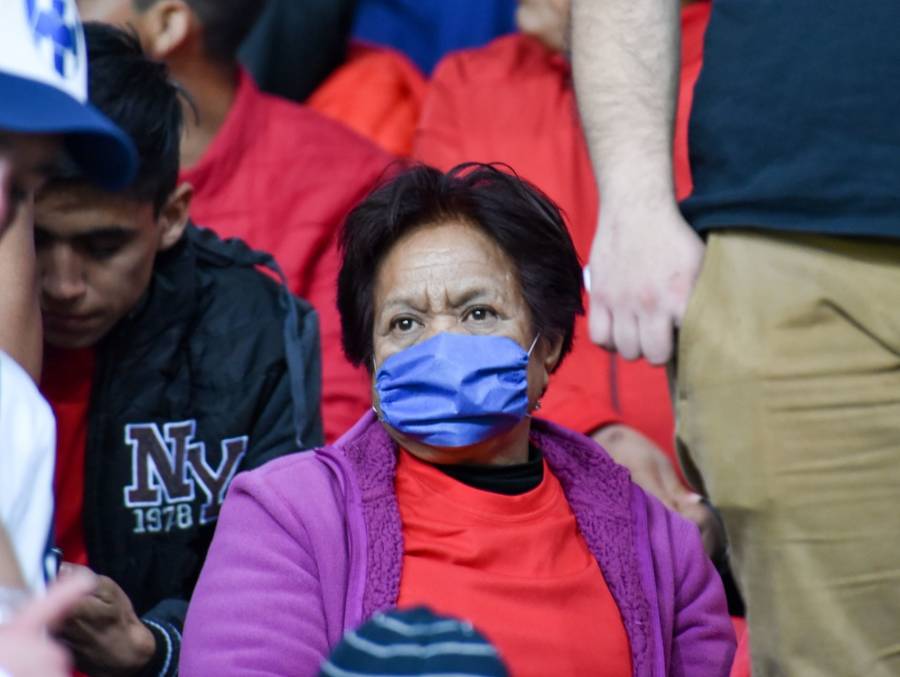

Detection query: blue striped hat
xmin=320 ymin=607 xmax=509 ymax=677
xmin=0 ymin=0 xmax=137 ymax=189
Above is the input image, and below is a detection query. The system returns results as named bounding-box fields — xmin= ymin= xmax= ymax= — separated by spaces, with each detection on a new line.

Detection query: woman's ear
xmin=140 ymin=0 xmax=195 ymax=60
xmin=529 ymin=334 xmax=565 ymax=403
xmin=157 ymin=182 xmax=193 ymax=252
xmin=541 ymin=335 xmax=565 ymax=375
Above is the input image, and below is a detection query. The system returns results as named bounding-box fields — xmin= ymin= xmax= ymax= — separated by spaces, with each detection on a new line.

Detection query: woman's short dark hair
xmin=338 ymin=163 xmax=584 ymax=371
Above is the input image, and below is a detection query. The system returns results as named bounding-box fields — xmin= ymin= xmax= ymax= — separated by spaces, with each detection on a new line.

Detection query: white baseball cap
xmin=0 ymin=0 xmax=137 ymax=189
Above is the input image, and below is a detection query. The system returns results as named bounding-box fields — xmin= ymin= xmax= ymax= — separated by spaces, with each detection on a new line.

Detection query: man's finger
xmin=11 ymin=569 xmax=97 ymax=633
xmin=60 ymin=563 xmax=113 ymax=605
xmin=671 ymin=267 xmax=702 ymax=329
xmin=58 ymin=562 xmax=92 ymax=580
xmin=639 ymin=313 xmax=675 ymax=365
xmin=588 ymin=298 xmax=613 ymax=347
xmin=611 ymin=311 xmax=641 ymax=360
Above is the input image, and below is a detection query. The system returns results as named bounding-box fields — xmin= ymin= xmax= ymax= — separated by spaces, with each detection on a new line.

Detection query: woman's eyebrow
xmin=380 ymin=297 xmax=427 ymax=314
xmin=380 ymin=285 xmax=496 ymax=315
xmin=446 ymin=286 xmax=494 ymax=307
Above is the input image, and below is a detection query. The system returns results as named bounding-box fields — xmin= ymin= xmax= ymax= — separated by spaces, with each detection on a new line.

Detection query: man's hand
xmin=55 ymin=565 xmax=155 ymax=677
xmin=593 ymin=424 xmax=724 ymax=557
xmin=571 ymin=0 xmax=688 ymax=365
xmin=0 ymin=568 xmax=96 ymax=677
xmin=587 ymin=202 xmax=704 ymax=365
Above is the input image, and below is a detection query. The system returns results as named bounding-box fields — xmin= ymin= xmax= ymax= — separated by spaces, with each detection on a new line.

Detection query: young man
xmin=414 ymin=0 xmax=714 ymax=540
xmin=1 ymin=0 xmax=137 ymax=595
xmin=78 ymin=0 xmax=395 ymax=442
xmin=573 ymin=0 xmax=900 ymax=673
xmin=36 ymin=23 xmax=322 ymax=676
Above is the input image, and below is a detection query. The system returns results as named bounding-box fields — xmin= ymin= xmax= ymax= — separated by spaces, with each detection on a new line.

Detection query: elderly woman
xmin=180 ymin=165 xmax=735 ymax=676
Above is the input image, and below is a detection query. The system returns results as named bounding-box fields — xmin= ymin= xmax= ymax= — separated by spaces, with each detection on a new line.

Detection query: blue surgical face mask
xmin=374 ymin=332 xmax=539 ymax=448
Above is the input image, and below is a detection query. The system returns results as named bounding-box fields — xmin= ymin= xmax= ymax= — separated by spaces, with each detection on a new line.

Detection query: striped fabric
xmin=320 ymin=607 xmax=509 ymax=677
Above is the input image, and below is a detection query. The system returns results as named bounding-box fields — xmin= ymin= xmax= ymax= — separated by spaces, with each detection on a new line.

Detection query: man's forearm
xmin=571 ymin=0 xmax=681 ymax=208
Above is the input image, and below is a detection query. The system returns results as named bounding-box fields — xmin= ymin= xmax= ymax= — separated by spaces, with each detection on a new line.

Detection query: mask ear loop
xmin=526 ymin=334 xmax=542 ymax=416
xmin=527 ymin=333 xmax=541 ymax=357
xmin=371 ymin=353 xmax=383 ymax=419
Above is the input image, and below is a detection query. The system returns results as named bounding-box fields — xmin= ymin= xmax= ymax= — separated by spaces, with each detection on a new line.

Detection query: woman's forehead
xmin=379 ymin=277 xmax=510 ymax=314
xmin=375 ymin=221 xmax=519 ymax=302
xmin=383 ymin=220 xmax=514 ymax=272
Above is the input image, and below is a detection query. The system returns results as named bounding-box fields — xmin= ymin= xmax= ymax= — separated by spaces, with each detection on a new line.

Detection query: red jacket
xmin=181 ymin=71 xmax=394 ymax=441
xmin=414 ymin=3 xmax=711 ymax=461
xmin=308 ymin=43 xmax=426 ymax=157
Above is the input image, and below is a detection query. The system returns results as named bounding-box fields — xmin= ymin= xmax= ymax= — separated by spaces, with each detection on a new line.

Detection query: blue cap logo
xmin=25 ymin=0 xmax=81 ymax=79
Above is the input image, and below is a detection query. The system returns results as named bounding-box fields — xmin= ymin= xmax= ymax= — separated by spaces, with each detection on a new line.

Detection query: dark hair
xmin=50 ymin=23 xmax=182 ymax=214
xmin=135 ymin=0 xmax=267 ymax=63
xmin=338 ymin=163 xmax=584 ymax=371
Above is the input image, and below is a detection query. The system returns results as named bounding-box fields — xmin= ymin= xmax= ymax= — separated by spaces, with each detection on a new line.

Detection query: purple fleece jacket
xmin=181 ymin=413 xmax=735 ymax=676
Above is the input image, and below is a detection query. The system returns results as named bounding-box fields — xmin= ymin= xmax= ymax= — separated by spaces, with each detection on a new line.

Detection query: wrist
xmin=598 ymin=162 xmax=677 ymax=215
xmin=599 ymin=195 xmax=685 ymax=230
xmin=123 ymin=621 xmax=156 ymax=675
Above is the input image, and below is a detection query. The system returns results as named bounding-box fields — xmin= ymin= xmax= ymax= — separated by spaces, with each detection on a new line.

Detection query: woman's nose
xmin=419 ymin=317 xmax=467 ymax=342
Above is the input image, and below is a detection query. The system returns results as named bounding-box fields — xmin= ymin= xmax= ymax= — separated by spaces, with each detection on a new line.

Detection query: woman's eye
xmin=465 ymin=306 xmax=497 ymax=323
xmin=391 ymin=317 xmax=419 ymax=333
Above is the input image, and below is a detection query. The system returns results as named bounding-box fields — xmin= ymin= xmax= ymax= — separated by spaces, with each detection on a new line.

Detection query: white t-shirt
xmin=0 ymin=351 xmax=55 ymax=591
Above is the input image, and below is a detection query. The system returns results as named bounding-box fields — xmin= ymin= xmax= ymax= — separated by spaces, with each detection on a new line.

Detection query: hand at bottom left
xmin=0 ymin=569 xmax=96 ymax=677
xmin=54 ymin=564 xmax=156 ymax=677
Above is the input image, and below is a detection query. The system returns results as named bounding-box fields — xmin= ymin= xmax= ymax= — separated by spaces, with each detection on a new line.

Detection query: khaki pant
xmin=675 ymin=230 xmax=900 ymax=677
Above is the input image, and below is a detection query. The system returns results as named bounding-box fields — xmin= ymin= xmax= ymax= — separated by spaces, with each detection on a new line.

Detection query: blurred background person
xmin=181 ymin=165 xmax=735 ymax=677
xmin=239 ymin=0 xmax=357 ymax=103
xmin=572 ymin=0 xmax=900 ymax=674
xmin=234 ymin=0 xmax=427 ymax=157
xmin=78 ymin=0 xmax=394 ymax=442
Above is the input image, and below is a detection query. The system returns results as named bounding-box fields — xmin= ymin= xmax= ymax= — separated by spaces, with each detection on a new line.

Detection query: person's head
xmin=77 ymin=0 xmax=266 ymax=67
xmin=516 ymin=0 xmax=570 ymax=53
xmin=0 ymin=0 xmax=137 ymax=228
xmin=323 ymin=607 xmax=508 ymax=677
xmin=35 ymin=22 xmax=190 ymax=349
xmin=338 ymin=164 xmax=584 ymax=458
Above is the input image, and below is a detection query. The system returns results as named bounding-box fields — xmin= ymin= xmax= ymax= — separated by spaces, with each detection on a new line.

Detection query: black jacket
xmin=76 ymin=225 xmax=322 ymax=676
